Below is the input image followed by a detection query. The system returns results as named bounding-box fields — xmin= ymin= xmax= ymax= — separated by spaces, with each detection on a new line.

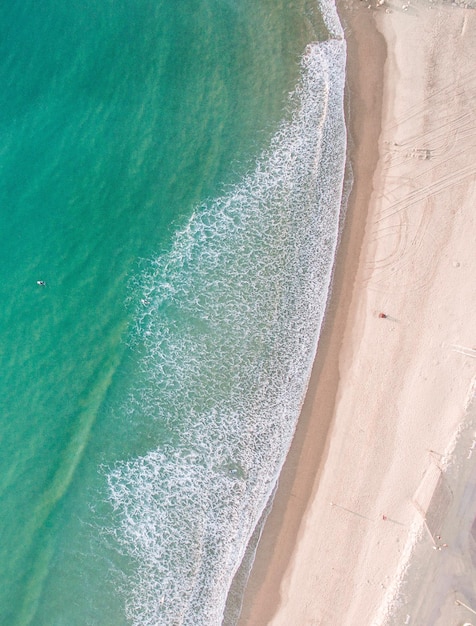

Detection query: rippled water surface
xmin=0 ymin=1 xmax=345 ymax=623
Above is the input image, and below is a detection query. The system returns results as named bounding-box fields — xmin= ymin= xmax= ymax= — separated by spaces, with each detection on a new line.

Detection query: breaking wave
xmin=106 ymin=33 xmax=346 ymax=626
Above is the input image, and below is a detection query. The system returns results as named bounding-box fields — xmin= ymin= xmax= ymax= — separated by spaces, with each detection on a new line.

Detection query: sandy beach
xmin=238 ymin=1 xmax=476 ymax=624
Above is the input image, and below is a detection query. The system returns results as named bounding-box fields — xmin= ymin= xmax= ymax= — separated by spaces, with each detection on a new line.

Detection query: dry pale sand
xmin=239 ymin=1 xmax=476 ymax=625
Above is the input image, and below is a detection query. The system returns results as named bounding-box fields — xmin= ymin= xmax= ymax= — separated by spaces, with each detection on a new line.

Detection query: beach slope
xmin=239 ymin=1 xmax=476 ymax=624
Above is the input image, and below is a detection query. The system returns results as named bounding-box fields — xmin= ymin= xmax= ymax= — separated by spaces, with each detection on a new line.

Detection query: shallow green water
xmin=0 ymin=1 xmax=336 ymax=623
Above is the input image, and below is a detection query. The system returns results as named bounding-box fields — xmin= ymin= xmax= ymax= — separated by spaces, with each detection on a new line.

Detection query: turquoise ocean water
xmin=0 ymin=1 xmax=346 ymax=624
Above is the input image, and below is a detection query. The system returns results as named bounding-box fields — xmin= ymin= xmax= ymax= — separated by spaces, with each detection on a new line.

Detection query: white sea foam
xmin=107 ymin=32 xmax=347 ymax=626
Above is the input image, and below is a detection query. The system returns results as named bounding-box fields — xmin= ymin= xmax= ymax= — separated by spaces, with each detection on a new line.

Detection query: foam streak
xmin=107 ymin=35 xmax=346 ymax=626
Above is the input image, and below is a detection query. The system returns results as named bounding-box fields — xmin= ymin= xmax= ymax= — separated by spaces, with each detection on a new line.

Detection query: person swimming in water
xmin=37 ymin=280 xmax=46 ymax=286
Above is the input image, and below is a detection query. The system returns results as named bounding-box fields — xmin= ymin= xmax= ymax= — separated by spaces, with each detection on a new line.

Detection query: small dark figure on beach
xmin=378 ymin=312 xmax=387 ymax=319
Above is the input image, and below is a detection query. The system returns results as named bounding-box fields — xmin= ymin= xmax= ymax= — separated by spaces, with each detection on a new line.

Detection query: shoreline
xmin=237 ymin=2 xmax=386 ymax=622
xmin=238 ymin=1 xmax=476 ymax=624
